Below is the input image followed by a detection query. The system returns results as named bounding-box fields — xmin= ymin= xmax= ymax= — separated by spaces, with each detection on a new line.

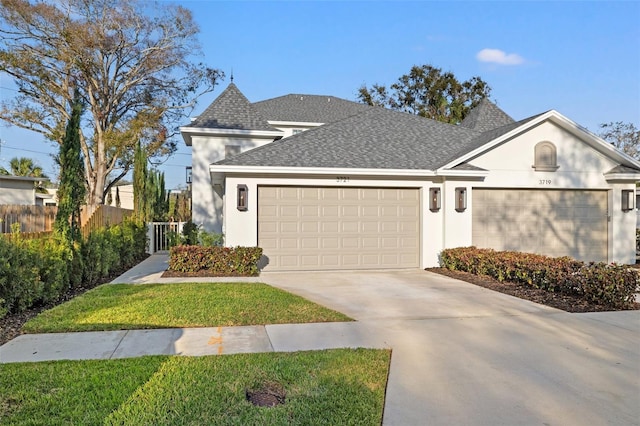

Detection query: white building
xmin=181 ymin=83 xmax=640 ymax=271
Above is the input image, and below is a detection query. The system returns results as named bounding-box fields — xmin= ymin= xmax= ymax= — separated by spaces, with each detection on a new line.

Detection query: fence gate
xmin=148 ymin=222 xmax=185 ymax=254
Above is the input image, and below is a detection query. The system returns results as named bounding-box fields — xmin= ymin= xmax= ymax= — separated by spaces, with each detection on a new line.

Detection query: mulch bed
xmin=427 ymin=267 xmax=640 ymax=313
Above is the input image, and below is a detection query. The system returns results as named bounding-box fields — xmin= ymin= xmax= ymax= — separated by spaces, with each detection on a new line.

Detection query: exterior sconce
xmin=237 ymin=184 xmax=248 ymax=211
xmin=429 ymin=188 xmax=441 ymax=212
xmin=455 ymin=187 xmax=467 ymax=212
xmin=621 ymin=189 xmax=634 ymax=211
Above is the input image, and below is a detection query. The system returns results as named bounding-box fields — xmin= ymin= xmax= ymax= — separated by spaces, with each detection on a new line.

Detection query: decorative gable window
xmin=532 ymin=141 xmax=559 ymax=171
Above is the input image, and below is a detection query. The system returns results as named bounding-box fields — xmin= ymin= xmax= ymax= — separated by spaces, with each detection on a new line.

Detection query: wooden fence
xmin=80 ymin=205 xmax=134 ymax=238
xmin=0 ymin=204 xmax=134 ymax=238
xmin=0 ymin=205 xmax=58 ymax=233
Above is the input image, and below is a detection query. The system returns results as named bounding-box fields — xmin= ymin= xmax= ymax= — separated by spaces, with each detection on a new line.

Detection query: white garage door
xmin=473 ymin=189 xmax=608 ymax=262
xmin=258 ymin=186 xmax=420 ymax=271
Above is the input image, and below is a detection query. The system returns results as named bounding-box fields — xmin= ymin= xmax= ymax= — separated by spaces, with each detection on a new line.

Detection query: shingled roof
xmin=253 ymin=94 xmax=373 ymax=124
xmin=216 ymin=106 xmax=481 ymax=170
xmin=188 ymin=83 xmax=278 ymax=132
xmin=460 ymin=98 xmax=516 ymax=133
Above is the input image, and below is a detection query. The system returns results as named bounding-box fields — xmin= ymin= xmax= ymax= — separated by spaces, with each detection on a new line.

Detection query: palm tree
xmin=0 ymin=157 xmax=49 ymax=193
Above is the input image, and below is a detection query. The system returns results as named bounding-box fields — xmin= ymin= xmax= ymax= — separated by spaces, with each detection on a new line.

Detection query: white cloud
xmin=476 ymin=48 xmax=525 ymax=65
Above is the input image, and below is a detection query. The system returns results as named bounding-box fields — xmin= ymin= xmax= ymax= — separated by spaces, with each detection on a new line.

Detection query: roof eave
xmin=180 ymin=126 xmax=285 ymax=146
xmin=209 ymin=165 xmax=437 ymax=177
xmin=604 ymin=172 xmax=640 ymax=183
xmin=268 ymin=120 xmax=325 ymax=127
xmin=436 ymin=169 xmax=489 ymax=178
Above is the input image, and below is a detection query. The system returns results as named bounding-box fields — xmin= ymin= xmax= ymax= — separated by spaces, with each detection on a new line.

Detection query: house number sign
xmin=336 ymin=176 xmax=350 ymax=183
xmin=538 ymin=179 xmax=552 ymax=185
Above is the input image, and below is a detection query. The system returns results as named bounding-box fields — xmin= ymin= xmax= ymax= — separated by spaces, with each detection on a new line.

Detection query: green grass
xmin=0 ymin=349 xmax=390 ymax=425
xmin=23 ymin=283 xmax=352 ymax=333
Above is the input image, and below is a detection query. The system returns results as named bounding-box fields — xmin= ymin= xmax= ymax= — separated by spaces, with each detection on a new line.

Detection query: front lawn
xmin=23 ymin=283 xmax=352 ymax=334
xmin=0 ymin=348 xmax=390 ymax=425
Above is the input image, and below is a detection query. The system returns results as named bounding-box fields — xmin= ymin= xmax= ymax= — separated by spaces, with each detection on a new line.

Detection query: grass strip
xmin=1 ymin=349 xmax=390 ymax=425
xmin=23 ymin=283 xmax=352 ymax=333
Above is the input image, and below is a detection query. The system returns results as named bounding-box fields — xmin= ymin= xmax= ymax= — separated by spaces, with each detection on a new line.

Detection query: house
xmin=0 ymin=175 xmax=46 ymax=205
xmin=180 ymin=83 xmax=640 ymax=271
xmin=104 ymin=184 xmax=135 ymax=210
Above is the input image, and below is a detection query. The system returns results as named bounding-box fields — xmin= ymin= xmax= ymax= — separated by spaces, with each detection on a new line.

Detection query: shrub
xmin=0 ymin=235 xmax=42 ymax=314
xmin=181 ymin=220 xmax=199 ymax=245
xmin=31 ymin=235 xmax=72 ymax=304
xmin=169 ymin=245 xmax=263 ymax=276
xmin=0 ymin=220 xmax=147 ymax=318
xmin=440 ymin=247 xmax=637 ymax=309
xmin=81 ymin=219 xmax=147 ymax=286
xmin=198 ymin=229 xmax=224 ymax=247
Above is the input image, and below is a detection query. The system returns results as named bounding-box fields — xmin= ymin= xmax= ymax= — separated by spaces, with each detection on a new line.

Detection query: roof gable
xmin=189 ymin=83 xmax=277 ymax=132
xmin=442 ymin=110 xmax=640 ymax=172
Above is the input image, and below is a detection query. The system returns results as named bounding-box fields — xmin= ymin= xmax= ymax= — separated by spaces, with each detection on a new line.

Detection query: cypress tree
xmin=133 ymin=142 xmax=147 ymax=222
xmin=54 ymin=90 xmax=86 ymax=242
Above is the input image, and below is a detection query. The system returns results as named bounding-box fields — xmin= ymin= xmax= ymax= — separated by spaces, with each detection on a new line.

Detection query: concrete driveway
xmin=261 ymin=269 xmax=640 ymax=426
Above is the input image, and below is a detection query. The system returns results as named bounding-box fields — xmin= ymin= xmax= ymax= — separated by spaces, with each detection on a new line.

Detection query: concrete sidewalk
xmin=0 ymin=322 xmax=389 ymax=363
xmin=1 ymin=254 xmax=639 ymax=425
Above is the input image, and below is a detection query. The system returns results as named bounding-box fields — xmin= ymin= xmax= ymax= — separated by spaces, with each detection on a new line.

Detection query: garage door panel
xmin=342 ymin=222 xmax=359 ymax=232
xmin=259 ymin=186 xmax=420 ymax=271
xmin=322 ymin=188 xmax=340 ymax=200
xmin=361 ymin=222 xmax=379 ymax=233
xmin=473 ymin=189 xmax=607 ymax=262
xmin=362 ymin=206 xmax=379 ymax=217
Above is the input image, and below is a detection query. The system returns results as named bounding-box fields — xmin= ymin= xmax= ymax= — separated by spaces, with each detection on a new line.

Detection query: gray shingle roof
xmin=189 ymin=83 xmax=278 ymax=132
xmin=216 ymin=107 xmax=480 ymax=170
xmin=460 ymin=99 xmax=515 ymax=133
xmin=253 ymin=94 xmax=373 ymax=124
xmin=439 ymin=113 xmax=544 ymax=167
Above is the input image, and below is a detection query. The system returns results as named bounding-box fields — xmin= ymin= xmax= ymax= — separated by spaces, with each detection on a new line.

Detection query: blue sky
xmin=0 ymin=0 xmax=638 ymax=190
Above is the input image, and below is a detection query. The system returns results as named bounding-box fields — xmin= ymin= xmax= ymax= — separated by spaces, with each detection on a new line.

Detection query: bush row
xmin=439 ymin=247 xmax=638 ymax=309
xmin=168 ymin=245 xmax=263 ymax=276
xmin=0 ymin=219 xmax=147 ymax=318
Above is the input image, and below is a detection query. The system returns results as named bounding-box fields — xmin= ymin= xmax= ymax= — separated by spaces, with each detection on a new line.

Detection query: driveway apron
xmin=261 ymin=269 xmax=640 ymax=426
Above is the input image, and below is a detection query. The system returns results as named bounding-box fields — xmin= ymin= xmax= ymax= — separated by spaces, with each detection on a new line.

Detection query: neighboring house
xmin=104 ymin=184 xmax=135 ymax=210
xmin=0 ymin=175 xmax=45 ymax=205
xmin=35 ymin=192 xmax=57 ymax=206
xmin=180 ymin=83 xmax=640 ymax=271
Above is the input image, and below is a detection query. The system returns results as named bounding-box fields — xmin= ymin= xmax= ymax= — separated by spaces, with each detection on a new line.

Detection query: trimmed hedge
xmin=169 ymin=245 xmax=263 ymax=276
xmin=0 ymin=218 xmax=147 ymax=317
xmin=440 ymin=247 xmax=638 ymax=309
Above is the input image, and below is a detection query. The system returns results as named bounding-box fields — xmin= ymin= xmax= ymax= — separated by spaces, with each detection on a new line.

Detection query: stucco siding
xmin=0 ymin=178 xmax=35 ymax=205
xmin=470 ymin=121 xmax=617 ymax=190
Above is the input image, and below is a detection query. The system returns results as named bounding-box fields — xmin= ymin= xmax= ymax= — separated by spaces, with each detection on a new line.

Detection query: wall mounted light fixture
xmin=621 ymin=189 xmax=634 ymax=211
xmin=429 ymin=188 xmax=441 ymax=212
xmin=455 ymin=187 xmax=467 ymax=212
xmin=237 ymin=184 xmax=248 ymax=211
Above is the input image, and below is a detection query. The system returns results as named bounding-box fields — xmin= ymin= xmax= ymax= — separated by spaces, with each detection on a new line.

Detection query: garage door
xmin=473 ymin=189 xmax=608 ymax=262
xmin=258 ymin=187 xmax=420 ymax=271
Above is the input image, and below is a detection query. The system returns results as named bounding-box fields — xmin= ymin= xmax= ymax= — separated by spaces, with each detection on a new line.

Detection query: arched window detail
xmin=532 ymin=141 xmax=559 ymax=172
